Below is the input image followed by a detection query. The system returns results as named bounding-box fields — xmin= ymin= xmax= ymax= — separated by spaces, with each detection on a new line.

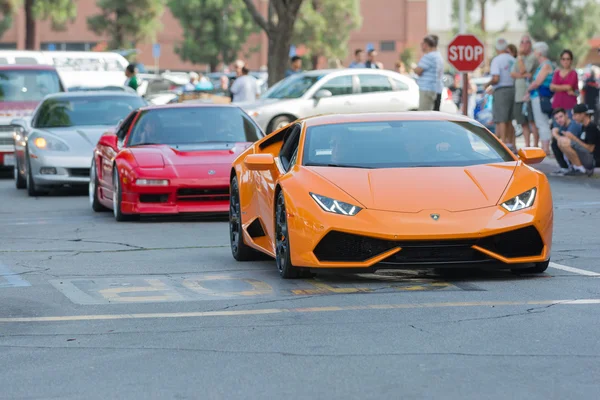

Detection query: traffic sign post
xmin=153 ymin=43 xmax=161 ymax=73
xmin=447 ymin=34 xmax=485 ymax=116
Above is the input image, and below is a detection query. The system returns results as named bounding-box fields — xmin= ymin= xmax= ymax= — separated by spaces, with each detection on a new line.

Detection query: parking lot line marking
xmin=549 ymin=262 xmax=600 ymax=277
xmin=1 ymin=298 xmax=600 ymax=323
xmin=0 ymin=263 xmax=31 ymax=288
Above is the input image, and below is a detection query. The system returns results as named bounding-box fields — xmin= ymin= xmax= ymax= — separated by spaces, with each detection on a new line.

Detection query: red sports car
xmin=90 ymin=103 xmax=265 ymax=221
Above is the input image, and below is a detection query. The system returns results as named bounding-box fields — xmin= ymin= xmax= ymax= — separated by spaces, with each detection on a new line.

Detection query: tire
xmin=14 ymin=159 xmax=25 ymax=189
xmin=26 ymin=151 xmax=49 ymax=197
xmin=512 ymin=260 xmax=550 ymax=274
xmin=89 ymin=161 xmax=108 ymax=212
xmin=274 ymin=190 xmax=304 ymax=279
xmin=112 ymin=168 xmax=137 ymax=222
xmin=269 ymin=115 xmax=292 ymax=133
xmin=229 ymin=176 xmax=261 ymax=261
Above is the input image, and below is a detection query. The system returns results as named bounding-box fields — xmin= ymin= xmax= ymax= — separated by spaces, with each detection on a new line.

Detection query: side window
xmin=359 ymin=74 xmax=393 ymax=93
xmin=319 ymin=76 xmax=353 ymax=96
xmin=392 ymin=78 xmax=409 ymax=91
xmin=117 ymin=112 xmax=137 ymax=145
xmin=278 ymin=124 xmax=302 ymax=172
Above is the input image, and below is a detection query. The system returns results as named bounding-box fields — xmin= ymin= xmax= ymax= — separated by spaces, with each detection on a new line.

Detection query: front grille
xmin=0 ymin=126 xmax=14 ymax=133
xmin=0 ymin=137 xmax=13 ymax=146
xmin=140 ymin=194 xmax=169 ymax=203
xmin=313 ymin=227 xmax=544 ymax=264
xmin=478 ymin=226 xmax=544 ymax=258
xmin=68 ymin=168 xmax=90 ymax=177
xmin=177 ymin=187 xmax=229 ymax=202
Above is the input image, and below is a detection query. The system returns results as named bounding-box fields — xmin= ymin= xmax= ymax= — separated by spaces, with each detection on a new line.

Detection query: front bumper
xmin=29 ymin=152 xmax=91 ymax=186
xmin=287 ymin=204 xmax=553 ymax=270
xmin=120 ymin=181 xmax=229 ymax=215
xmin=0 ymin=125 xmax=15 ymax=167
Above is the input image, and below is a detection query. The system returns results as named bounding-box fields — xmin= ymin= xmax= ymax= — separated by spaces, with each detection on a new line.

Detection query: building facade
xmin=0 ymin=0 xmax=427 ymax=72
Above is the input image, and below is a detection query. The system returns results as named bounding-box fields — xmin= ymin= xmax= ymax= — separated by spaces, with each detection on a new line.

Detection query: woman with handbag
xmin=524 ymin=42 xmax=554 ymax=154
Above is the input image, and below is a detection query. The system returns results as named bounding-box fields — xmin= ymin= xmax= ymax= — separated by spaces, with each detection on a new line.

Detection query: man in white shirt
xmin=230 ymin=67 xmax=259 ymax=103
xmin=485 ymin=38 xmax=516 ymax=147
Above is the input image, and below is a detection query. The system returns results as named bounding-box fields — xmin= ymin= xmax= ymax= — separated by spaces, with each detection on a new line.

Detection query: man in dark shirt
xmin=550 ymin=108 xmax=583 ymax=175
xmin=560 ymin=104 xmax=599 ymax=176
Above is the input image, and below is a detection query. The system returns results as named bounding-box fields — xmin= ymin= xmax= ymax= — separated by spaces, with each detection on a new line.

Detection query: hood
xmin=0 ymin=101 xmax=39 ymax=122
xmin=130 ymin=142 xmax=252 ymax=169
xmin=38 ymin=125 xmax=114 ymax=149
xmin=308 ymin=162 xmax=517 ymax=213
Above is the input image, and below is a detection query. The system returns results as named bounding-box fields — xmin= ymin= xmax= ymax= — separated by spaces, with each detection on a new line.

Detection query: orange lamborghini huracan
xmin=228 ymin=112 xmax=553 ymax=279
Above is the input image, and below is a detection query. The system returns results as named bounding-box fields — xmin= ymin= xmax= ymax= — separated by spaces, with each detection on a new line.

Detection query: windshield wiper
xmin=306 ymin=163 xmax=373 ymax=169
xmin=129 ymin=142 xmax=163 ymax=147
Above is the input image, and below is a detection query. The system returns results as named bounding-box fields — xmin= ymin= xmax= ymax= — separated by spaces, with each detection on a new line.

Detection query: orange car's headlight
xmin=501 ymin=188 xmax=536 ymax=212
xmin=310 ymin=193 xmax=362 ymax=216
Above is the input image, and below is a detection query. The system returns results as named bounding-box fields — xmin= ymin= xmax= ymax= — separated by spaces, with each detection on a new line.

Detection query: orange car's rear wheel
xmin=229 ymin=177 xmax=261 ymax=261
xmin=275 ymin=191 xmax=313 ymax=279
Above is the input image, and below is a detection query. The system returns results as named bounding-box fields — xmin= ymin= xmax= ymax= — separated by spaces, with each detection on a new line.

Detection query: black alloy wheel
xmin=229 ymin=177 xmax=259 ymax=261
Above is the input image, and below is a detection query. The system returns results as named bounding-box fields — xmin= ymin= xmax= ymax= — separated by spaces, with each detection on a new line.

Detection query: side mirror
xmin=314 ymin=89 xmax=333 ymax=100
xmin=244 ymin=153 xmax=275 ymax=171
xmin=518 ymin=147 xmax=546 ymax=164
xmin=98 ymin=133 xmax=118 ymax=149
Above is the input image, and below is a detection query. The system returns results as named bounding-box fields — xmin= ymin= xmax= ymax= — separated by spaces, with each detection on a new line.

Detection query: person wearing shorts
xmin=486 ymin=38 xmax=516 ymax=149
xmin=511 ymin=34 xmax=539 ymax=147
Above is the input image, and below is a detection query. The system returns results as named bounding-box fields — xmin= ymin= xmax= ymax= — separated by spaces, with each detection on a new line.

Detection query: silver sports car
xmin=11 ymin=91 xmax=146 ymax=196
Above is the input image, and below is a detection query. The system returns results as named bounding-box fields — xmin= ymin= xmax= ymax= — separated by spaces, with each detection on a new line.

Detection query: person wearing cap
xmin=485 ymin=38 xmax=516 ymax=150
xmin=559 ymin=103 xmax=600 ymax=176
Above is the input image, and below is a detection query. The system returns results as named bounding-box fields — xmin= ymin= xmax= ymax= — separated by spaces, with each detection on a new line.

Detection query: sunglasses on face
xmin=561 ymin=58 xmax=572 ymax=61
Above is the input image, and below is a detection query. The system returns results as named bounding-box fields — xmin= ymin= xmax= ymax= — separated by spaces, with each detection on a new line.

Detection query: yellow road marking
xmin=182 ymin=276 xmax=273 ymax=297
xmin=1 ymin=299 xmax=599 ymax=323
xmin=99 ymin=279 xmax=184 ymax=303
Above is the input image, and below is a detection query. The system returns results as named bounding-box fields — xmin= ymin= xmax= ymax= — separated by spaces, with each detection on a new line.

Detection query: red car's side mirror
xmin=98 ymin=134 xmax=118 ymax=149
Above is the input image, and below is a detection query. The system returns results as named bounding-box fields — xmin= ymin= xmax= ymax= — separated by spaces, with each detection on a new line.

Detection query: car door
xmin=354 ymin=73 xmax=412 ymax=112
xmin=305 ymin=75 xmax=360 ymax=116
xmin=99 ymin=112 xmax=137 ymax=189
xmin=254 ymin=123 xmax=302 ymax=249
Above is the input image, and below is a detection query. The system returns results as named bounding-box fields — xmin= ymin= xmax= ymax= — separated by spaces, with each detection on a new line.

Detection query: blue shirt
xmin=530 ymin=60 xmax=553 ymax=98
xmin=552 ymin=119 xmax=583 ymax=138
xmin=417 ymin=51 xmax=444 ymax=93
xmin=285 ymin=69 xmax=302 ymax=77
xmin=348 ymin=61 xmax=365 ymax=68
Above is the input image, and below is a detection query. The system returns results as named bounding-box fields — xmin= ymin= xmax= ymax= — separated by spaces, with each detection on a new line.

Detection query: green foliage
xmin=33 ymin=0 xmax=77 ymax=31
xmin=293 ymin=0 xmax=361 ymax=67
xmin=517 ymin=0 xmax=600 ymax=64
xmin=88 ymin=0 xmax=165 ymax=49
xmin=400 ymin=47 xmax=416 ymax=68
xmin=169 ymin=0 xmax=259 ymax=70
xmin=0 ymin=0 xmax=19 ymax=37
xmin=450 ymin=0 xmax=506 ymax=41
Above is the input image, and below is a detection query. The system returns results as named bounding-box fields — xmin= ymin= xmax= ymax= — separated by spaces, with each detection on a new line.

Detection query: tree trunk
xmin=24 ymin=0 xmax=35 ymax=50
xmin=479 ymin=0 xmax=486 ymax=32
xmin=311 ymin=54 xmax=319 ymax=70
xmin=267 ymin=23 xmax=294 ymax=86
xmin=209 ymin=61 xmax=218 ymax=72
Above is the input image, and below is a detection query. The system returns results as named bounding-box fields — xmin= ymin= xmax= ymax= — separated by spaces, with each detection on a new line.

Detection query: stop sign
xmin=447 ymin=34 xmax=485 ymax=72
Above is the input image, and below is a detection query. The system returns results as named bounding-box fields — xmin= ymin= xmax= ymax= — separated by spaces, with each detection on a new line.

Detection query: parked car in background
xmin=240 ymin=68 xmax=457 ymax=133
xmin=1 ymin=64 xmax=66 ymax=170
xmin=12 ymin=91 xmax=147 ymax=195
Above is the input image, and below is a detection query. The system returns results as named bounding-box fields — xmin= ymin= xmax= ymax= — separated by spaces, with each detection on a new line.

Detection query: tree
xmin=88 ymin=0 xmax=165 ymax=50
xmin=0 ymin=0 xmax=19 ymax=38
xmin=450 ymin=0 xmax=504 ymax=39
xmin=400 ymin=47 xmax=416 ymax=69
xmin=293 ymin=0 xmax=361 ymax=69
xmin=242 ymin=0 xmax=305 ymax=86
xmin=517 ymin=0 xmax=600 ymax=64
xmin=169 ymin=0 xmax=259 ymax=72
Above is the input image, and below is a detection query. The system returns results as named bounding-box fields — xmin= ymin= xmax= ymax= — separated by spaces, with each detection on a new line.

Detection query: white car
xmin=238 ymin=68 xmax=457 ymax=132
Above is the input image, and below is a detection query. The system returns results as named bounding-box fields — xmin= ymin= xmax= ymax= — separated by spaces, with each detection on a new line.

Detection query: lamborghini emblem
xmin=430 ymin=214 xmax=440 ymax=221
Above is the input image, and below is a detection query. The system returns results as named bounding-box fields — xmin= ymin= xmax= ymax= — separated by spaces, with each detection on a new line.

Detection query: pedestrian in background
xmin=429 ymin=34 xmax=445 ymax=112
xmin=511 ymin=34 xmax=539 ymax=148
xmin=550 ymin=49 xmax=579 ymax=116
xmin=230 ymin=66 xmax=259 ymax=103
xmin=524 ymin=42 xmax=554 ymax=155
xmin=124 ymin=64 xmax=139 ymax=91
xmin=285 ymin=56 xmax=303 ymax=77
xmin=349 ymin=49 xmax=365 ymax=68
xmin=485 ymin=38 xmax=516 ymax=151
xmin=365 ymin=50 xmax=380 ymax=69
xmin=414 ymin=34 xmax=444 ymax=111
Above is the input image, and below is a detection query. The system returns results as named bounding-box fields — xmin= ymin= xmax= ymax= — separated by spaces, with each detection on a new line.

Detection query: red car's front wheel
xmin=112 ymin=168 xmax=138 ymax=222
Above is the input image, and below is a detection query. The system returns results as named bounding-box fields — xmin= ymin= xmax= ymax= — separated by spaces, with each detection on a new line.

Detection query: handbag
xmin=540 ymin=95 xmax=553 ymax=116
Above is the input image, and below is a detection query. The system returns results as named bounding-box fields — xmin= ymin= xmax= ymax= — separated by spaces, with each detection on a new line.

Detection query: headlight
xmin=501 ymin=188 xmax=536 ymax=212
xmin=310 ymin=192 xmax=362 ymax=216
xmin=31 ymin=136 xmax=69 ymax=151
xmin=136 ymin=179 xmax=169 ymax=186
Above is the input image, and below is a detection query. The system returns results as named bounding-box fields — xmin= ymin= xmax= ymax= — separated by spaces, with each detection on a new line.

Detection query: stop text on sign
xmin=448 ymin=45 xmax=483 ymax=61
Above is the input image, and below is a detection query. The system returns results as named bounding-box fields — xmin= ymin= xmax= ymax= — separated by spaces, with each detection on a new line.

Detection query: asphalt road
xmin=1 ymin=162 xmax=599 ymax=400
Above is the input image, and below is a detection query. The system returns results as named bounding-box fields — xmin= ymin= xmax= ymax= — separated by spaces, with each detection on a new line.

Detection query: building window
xmin=380 ymin=41 xmax=396 ymax=52
xmin=0 ymin=42 xmax=17 ymax=49
xmin=41 ymin=42 xmax=97 ymax=51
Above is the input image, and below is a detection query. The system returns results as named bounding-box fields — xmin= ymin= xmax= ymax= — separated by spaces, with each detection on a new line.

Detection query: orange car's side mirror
xmin=244 ymin=154 xmax=275 ymax=171
xmin=518 ymin=147 xmax=546 ymax=164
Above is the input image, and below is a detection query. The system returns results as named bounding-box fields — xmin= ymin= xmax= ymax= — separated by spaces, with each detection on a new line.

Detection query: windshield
xmin=35 ymin=96 xmax=146 ymax=128
xmin=127 ymin=106 xmax=264 ymax=147
xmin=303 ymin=120 xmax=514 ymax=168
xmin=0 ymin=69 xmax=62 ymax=102
xmin=261 ymin=74 xmax=323 ymax=99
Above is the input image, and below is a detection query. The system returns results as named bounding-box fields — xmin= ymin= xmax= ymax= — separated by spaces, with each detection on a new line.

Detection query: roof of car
xmin=0 ymin=65 xmax=57 ymax=71
xmin=301 ymin=112 xmax=474 ymax=127
xmin=139 ymin=102 xmax=238 ymax=111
